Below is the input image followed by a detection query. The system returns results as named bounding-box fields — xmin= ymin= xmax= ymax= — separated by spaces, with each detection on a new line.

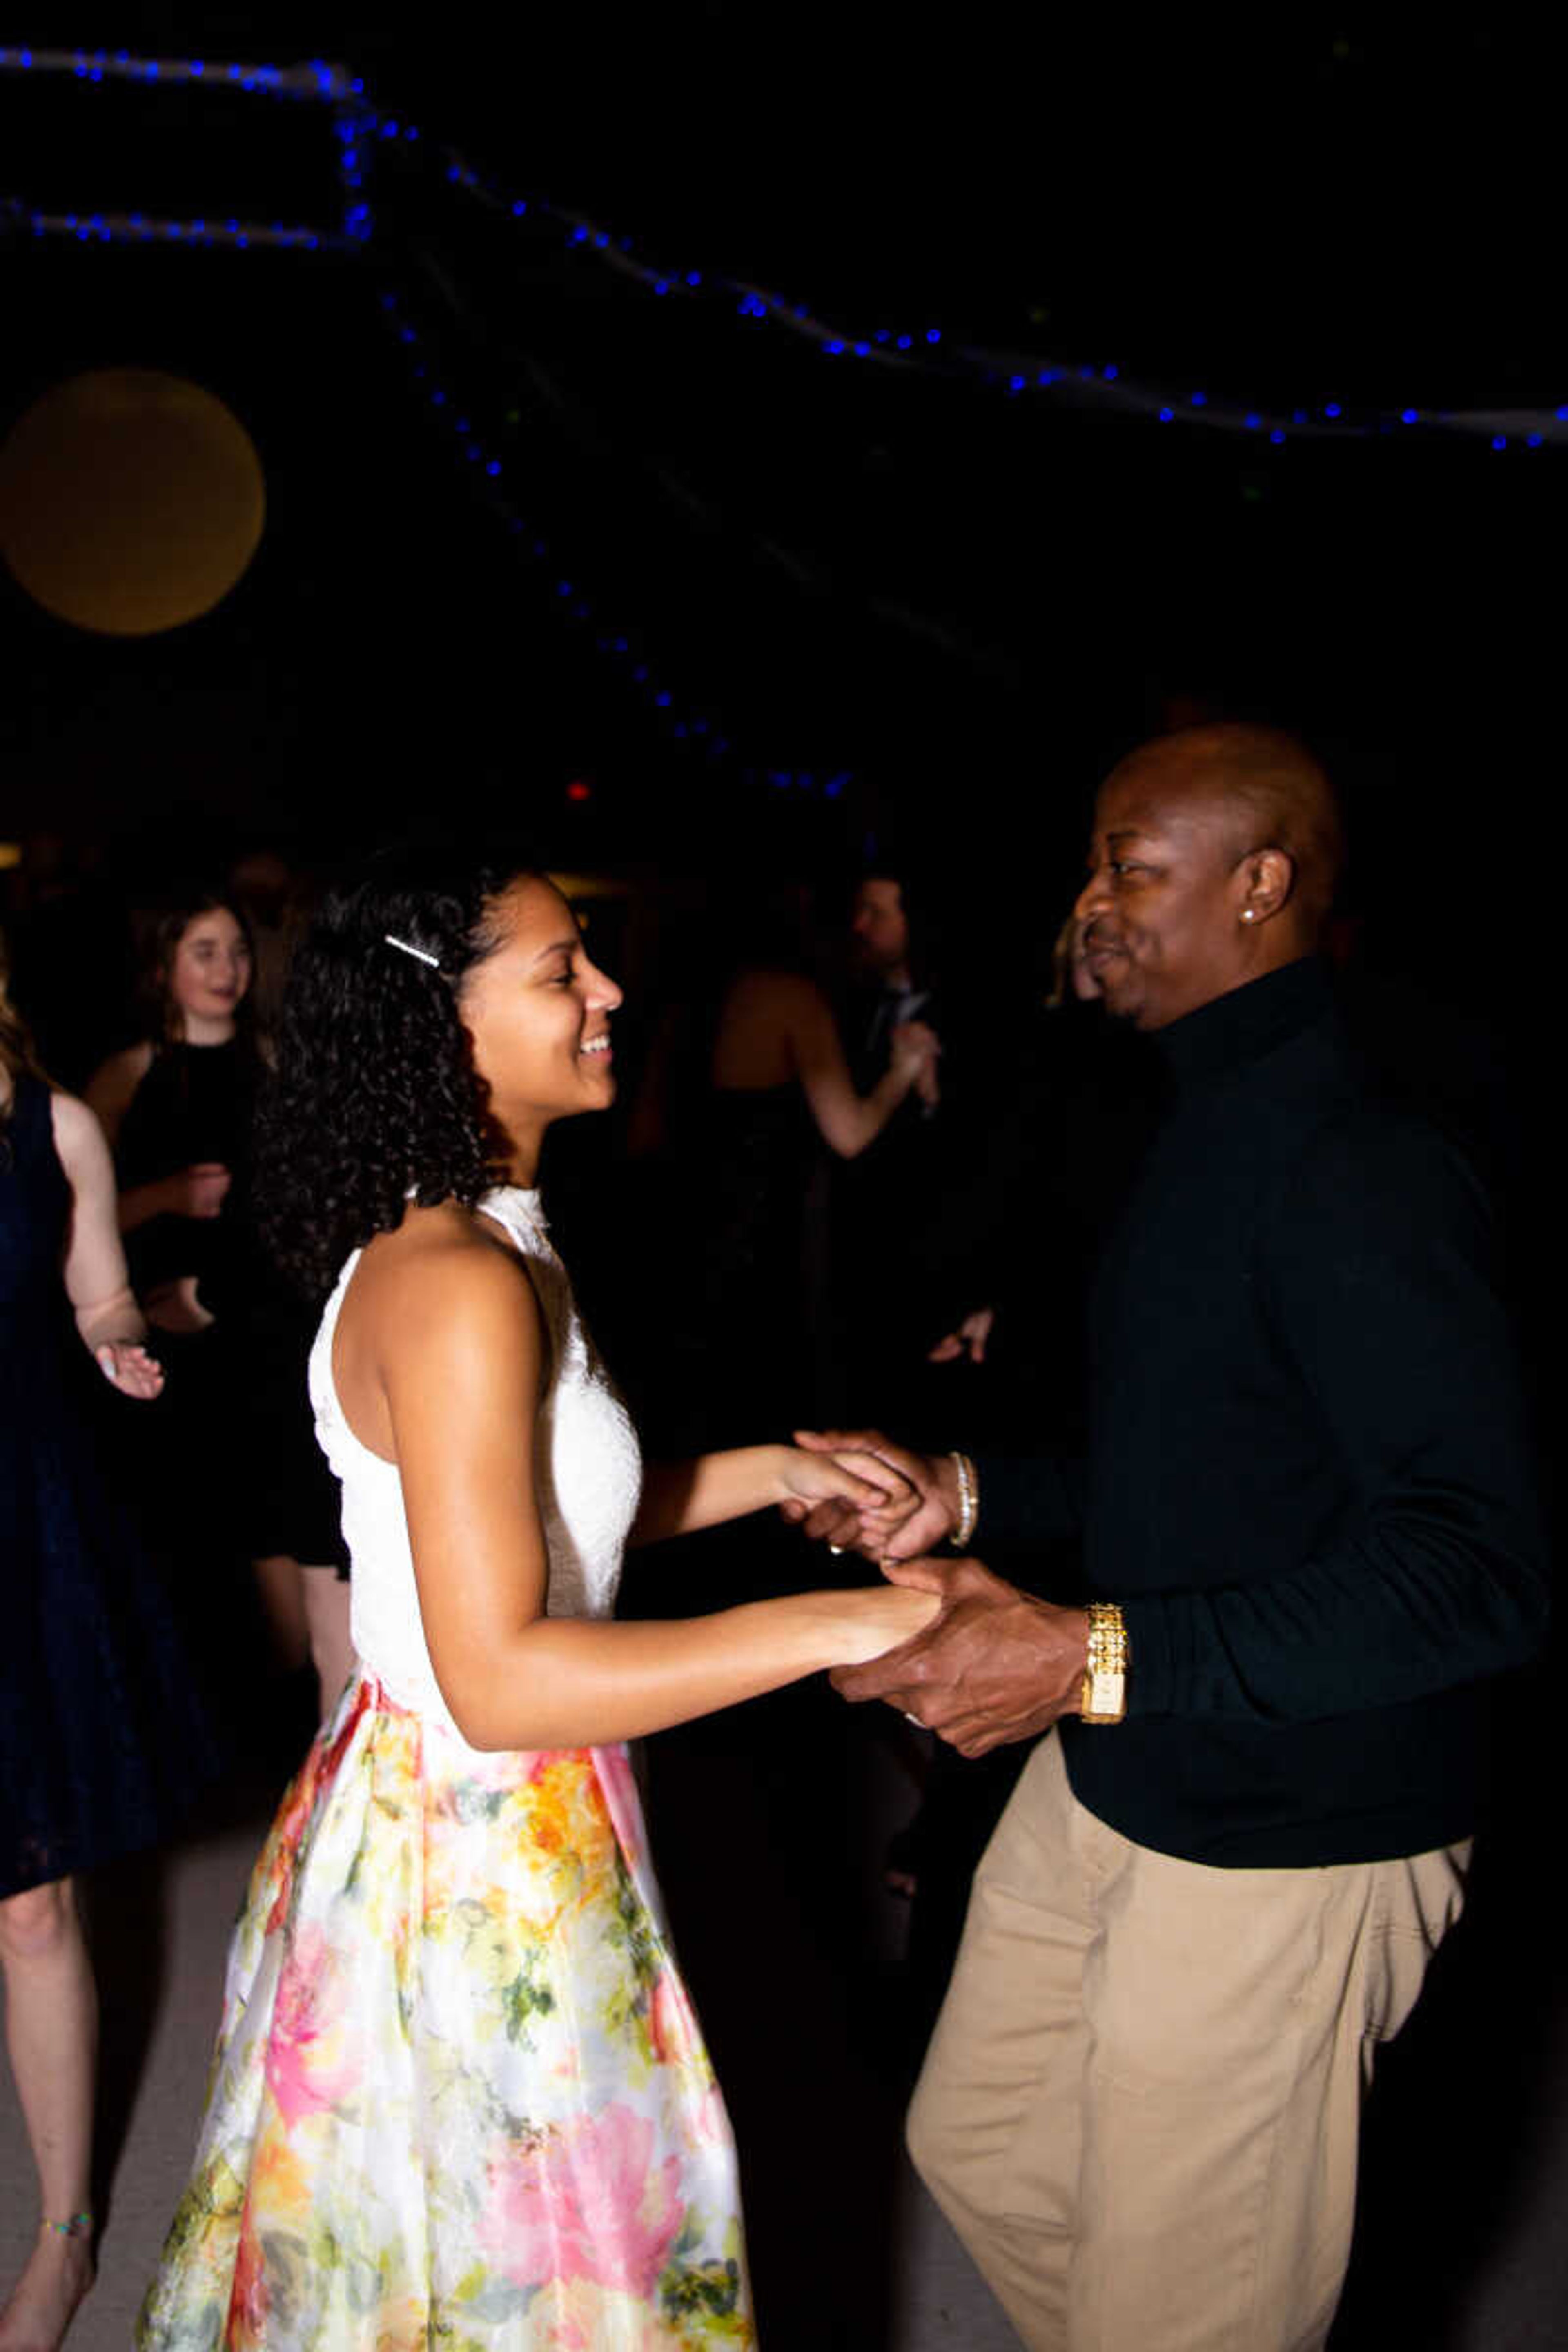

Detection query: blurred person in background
xmin=0 ymin=937 xmax=213 ymax=2352
xmin=85 ymin=887 xmax=352 ymax=1725
xmin=624 ymin=876 xmax=938 ymax=1453
xmin=831 ymin=854 xmax=1007 ymax=1438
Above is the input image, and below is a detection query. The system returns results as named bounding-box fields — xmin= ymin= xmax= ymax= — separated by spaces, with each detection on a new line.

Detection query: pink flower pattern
xmin=264 ymin=1923 xmax=360 ymax=2126
xmin=139 ymin=1683 xmax=751 ymax=2347
xmin=481 ymin=2103 xmax=685 ymax=2300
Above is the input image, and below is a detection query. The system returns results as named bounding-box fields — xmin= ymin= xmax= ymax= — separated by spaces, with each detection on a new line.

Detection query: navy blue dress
xmin=0 ymin=1077 xmax=216 ymax=1899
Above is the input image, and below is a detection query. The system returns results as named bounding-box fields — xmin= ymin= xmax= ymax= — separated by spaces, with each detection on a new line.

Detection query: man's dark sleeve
xmin=1122 ymin=1113 xmax=1549 ymax=1721
xmin=967 ymin=1450 xmax=1087 ymax=1552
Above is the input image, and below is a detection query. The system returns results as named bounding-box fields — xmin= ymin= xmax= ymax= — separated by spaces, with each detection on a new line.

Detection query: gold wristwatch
xmin=1080 ymin=1601 xmax=1129 ymax=1725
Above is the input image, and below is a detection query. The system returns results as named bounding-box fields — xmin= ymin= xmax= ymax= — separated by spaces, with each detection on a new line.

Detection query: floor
xmin=3 ymin=1712 xmax=1566 ymax=2351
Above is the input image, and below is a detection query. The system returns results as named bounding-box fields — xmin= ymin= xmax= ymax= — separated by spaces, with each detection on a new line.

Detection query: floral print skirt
xmin=138 ymin=1670 xmax=753 ymax=2349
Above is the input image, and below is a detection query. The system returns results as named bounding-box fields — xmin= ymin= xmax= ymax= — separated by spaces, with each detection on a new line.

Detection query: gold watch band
xmin=1080 ymin=1601 xmax=1129 ymax=1724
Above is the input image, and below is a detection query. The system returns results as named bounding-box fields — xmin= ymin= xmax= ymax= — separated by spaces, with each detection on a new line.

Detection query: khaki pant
xmin=909 ymin=1736 xmax=1469 ymax=2352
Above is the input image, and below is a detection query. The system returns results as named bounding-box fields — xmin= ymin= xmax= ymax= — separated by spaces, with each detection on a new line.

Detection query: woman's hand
xmin=889 ymin=1019 xmax=940 ymax=1084
xmin=928 ymin=1306 xmax=996 ymax=1365
xmin=786 ymin=1427 xmax=960 ymax=1560
xmin=829 ymin=1582 xmax=944 ymax=1666
xmin=775 ymin=1445 xmax=922 ymax=1552
xmin=95 ymin=1340 xmax=165 ymax=1399
xmin=160 ymin=1162 xmax=232 ymax=1218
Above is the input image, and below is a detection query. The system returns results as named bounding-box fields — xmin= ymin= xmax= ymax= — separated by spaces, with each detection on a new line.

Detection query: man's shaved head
xmin=1074 ymin=725 xmax=1346 ymax=1030
xmin=1111 ymin=724 xmax=1345 ymax=928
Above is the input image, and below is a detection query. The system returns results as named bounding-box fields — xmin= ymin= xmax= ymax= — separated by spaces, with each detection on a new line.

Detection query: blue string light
xmin=4 ymin=42 xmax=1561 ymax=464
xmin=18 ymin=207 xmax=346 ymax=249
xmin=372 ymin=288 xmax=853 ymax=797
xmin=341 ymin=85 xmax=1564 ymax=453
xmin=0 ymin=46 xmax=352 ymax=98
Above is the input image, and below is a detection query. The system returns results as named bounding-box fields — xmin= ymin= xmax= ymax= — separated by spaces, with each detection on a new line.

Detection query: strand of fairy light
xmin=0 ymin=47 xmax=373 ymax=248
xmin=3 ymin=46 xmax=1564 ymax=451
xmin=0 ymin=46 xmax=847 ymax=794
xmin=389 ymin=112 xmax=1568 ymax=452
xmin=378 ymin=288 xmax=853 ymax=800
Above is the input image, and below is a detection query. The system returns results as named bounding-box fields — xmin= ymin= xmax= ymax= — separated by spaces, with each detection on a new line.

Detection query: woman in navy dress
xmin=0 ymin=947 xmax=210 ymax=2351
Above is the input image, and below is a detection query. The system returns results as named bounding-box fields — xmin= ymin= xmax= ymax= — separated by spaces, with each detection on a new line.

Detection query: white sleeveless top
xmin=307 ymin=1187 xmax=643 ymax=1747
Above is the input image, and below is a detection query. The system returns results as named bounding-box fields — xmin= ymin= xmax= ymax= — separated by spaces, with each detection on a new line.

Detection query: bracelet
xmin=949 ymin=1451 xmax=978 ymax=1549
xmin=42 ymin=2211 xmax=92 ymax=2242
xmin=1080 ymin=1601 xmax=1129 ymax=1725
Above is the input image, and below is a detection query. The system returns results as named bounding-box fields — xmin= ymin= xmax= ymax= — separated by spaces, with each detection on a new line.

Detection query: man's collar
xmin=1156 ymin=956 xmax=1333 ymax=1089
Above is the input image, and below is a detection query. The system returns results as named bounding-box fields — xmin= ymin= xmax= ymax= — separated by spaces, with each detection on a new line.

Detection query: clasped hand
xmin=776 ymin=1443 xmax=923 ymax=1555
xmin=782 ymin=1425 xmax=1090 ymax=1755
xmin=832 ymin=1554 xmax=1089 ymax=1756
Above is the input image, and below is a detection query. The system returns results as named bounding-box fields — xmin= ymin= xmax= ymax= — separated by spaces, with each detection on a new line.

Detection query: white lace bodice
xmin=307 ymin=1187 xmax=643 ymax=1746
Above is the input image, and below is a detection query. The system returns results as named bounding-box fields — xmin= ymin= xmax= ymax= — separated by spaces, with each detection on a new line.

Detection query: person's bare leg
xmin=0 ymin=1880 xmax=96 ymax=2352
xmin=302 ymin=1566 xmax=355 ymax=1719
xmin=252 ymin=1552 xmax=309 ymax=1672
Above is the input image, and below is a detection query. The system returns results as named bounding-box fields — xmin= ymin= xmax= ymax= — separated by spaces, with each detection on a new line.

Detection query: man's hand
xmin=783 ymin=1428 xmax=959 ymax=1560
xmin=830 ymin=1555 xmax=1089 ymax=1757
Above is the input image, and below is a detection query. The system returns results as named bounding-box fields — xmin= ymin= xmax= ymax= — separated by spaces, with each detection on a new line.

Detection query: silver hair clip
xmin=384 ymin=933 xmax=442 ymax=970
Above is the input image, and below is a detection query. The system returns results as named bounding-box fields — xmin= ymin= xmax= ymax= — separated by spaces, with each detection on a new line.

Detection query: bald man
xmin=797 ymin=728 xmax=1547 ymax=2349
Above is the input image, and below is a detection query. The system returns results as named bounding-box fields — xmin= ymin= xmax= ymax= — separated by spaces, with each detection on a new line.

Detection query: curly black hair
xmin=255 ymin=846 xmax=540 ymax=1297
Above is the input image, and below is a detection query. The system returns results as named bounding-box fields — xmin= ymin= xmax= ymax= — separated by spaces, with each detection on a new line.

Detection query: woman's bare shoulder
xmin=728 ymin=964 xmax=825 ymax=1007
xmin=354 ymin=1202 xmax=536 ymax=1324
xmin=84 ymin=1040 xmax=154 ymax=1109
xmin=47 ymin=1087 xmax=107 ymax=1158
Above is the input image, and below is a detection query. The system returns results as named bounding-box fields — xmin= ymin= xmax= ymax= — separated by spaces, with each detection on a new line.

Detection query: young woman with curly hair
xmin=0 ymin=939 xmax=213 ymax=2352
xmin=138 ymin=851 xmax=935 ymax=2350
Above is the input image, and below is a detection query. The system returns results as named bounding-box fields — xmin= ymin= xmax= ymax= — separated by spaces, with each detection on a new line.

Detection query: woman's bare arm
xmin=51 ymin=1092 xmax=148 ymax=1351
xmin=49 ymin=1092 xmax=165 ymax=1397
xmin=785 ymin=978 xmax=932 ymax=1158
xmin=379 ymin=1238 xmax=937 ymax=1751
xmin=630 ymin=1446 xmax=916 ymax=1549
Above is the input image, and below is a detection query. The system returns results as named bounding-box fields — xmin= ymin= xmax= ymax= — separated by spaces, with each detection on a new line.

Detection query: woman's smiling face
xmin=458 ymin=877 xmax=622 ymax=1154
xmin=167 ymin=905 xmax=252 ymax=1032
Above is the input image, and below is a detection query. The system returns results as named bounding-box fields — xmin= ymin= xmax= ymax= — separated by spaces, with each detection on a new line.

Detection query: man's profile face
xmin=851 ymin=877 xmax=911 ymax=977
xmin=1073 ymin=766 xmax=1254 ymax=1031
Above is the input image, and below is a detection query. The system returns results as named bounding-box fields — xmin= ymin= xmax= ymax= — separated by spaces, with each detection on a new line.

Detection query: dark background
xmin=2 ymin=11 xmax=1563 ymax=1025
xmin=2 ymin=23 xmax=1564 ymax=2347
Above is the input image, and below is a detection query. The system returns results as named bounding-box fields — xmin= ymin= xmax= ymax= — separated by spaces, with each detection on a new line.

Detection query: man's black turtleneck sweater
xmin=975 ymin=956 xmax=1548 ymax=1867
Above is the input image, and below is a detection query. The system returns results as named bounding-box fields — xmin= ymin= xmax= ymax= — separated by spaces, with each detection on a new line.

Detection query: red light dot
xmin=567 ymin=780 xmax=592 ymax=802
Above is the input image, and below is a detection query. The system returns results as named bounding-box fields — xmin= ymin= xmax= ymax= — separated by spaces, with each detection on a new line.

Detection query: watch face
xmin=1082 ymin=1667 xmax=1126 ymax=1723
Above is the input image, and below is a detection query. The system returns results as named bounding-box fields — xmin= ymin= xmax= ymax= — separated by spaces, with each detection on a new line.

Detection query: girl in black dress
xmin=0 ymin=946 xmax=199 ymax=2352
xmin=85 ymin=891 xmax=354 ymax=1717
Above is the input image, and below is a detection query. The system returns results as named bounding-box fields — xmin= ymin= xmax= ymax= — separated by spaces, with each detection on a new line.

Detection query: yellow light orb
xmin=0 ymin=367 xmax=265 ymax=637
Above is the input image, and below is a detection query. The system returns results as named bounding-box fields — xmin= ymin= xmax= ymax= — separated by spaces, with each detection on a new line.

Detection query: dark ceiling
xmin=1 ymin=11 xmax=1561 ymax=951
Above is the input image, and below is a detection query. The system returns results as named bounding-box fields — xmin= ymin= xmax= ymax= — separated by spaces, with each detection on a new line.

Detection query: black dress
xmin=113 ymin=1040 xmax=346 ymax=1572
xmin=0 ymin=1078 xmax=217 ymax=1899
xmin=690 ymin=1082 xmax=831 ymax=1444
